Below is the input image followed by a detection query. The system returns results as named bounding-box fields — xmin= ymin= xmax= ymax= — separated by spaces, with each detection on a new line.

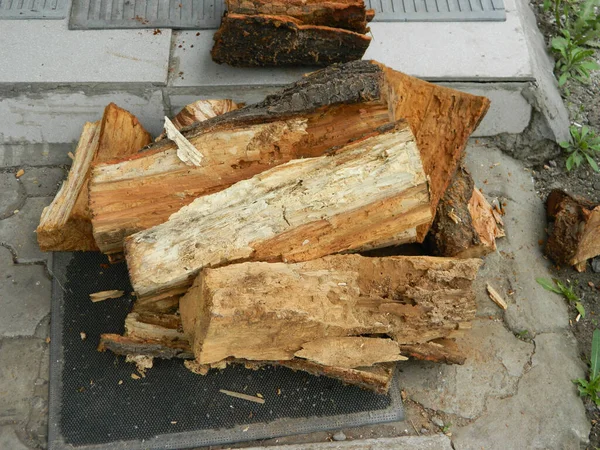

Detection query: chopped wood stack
xmin=211 ymin=0 xmax=374 ymax=66
xmin=39 ymin=60 xmax=501 ymax=393
xmin=545 ymin=189 xmax=600 ymax=271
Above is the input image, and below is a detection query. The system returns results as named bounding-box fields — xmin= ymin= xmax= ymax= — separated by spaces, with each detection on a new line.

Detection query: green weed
xmin=536 ymin=277 xmax=585 ymax=317
xmin=559 ymin=125 xmax=600 ymax=171
xmin=574 ymin=329 xmax=600 ymax=405
xmin=552 ymin=30 xmax=600 ymax=88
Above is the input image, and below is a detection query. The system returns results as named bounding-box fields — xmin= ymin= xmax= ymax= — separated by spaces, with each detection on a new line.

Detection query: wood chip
xmin=90 ymin=290 xmax=124 ymax=302
xmin=164 ymin=116 xmax=204 ymax=167
xmin=67 ymin=152 xmax=75 ymax=160
xmin=486 ymin=283 xmax=508 ymax=310
xmin=219 ymin=389 xmax=265 ymax=404
xmin=15 ymin=169 xmax=24 ymax=178
xmin=80 ymin=332 xmax=87 ymax=340
xmin=131 ymin=373 xmax=140 ymax=380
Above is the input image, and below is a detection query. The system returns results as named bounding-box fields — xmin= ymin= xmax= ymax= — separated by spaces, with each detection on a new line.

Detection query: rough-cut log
xmin=37 ymin=122 xmax=101 ymax=251
xmin=126 ymin=122 xmax=432 ymax=305
xmin=179 ymin=254 xmax=481 ymax=366
xmin=37 ymin=103 xmax=151 ymax=251
xmin=399 ymin=339 xmax=467 ymax=365
xmin=545 ymin=189 xmax=600 ymax=271
xmin=92 ymin=61 xmax=488 ymax=256
xmin=211 ymin=14 xmax=371 ymax=67
xmin=98 ymin=334 xmax=193 ymax=359
xmin=226 ymin=0 xmax=373 ymax=32
xmin=90 ymin=102 xmax=391 ymax=255
xmin=156 ymin=99 xmax=241 ymax=141
xmin=426 ymin=166 xmax=504 ymax=258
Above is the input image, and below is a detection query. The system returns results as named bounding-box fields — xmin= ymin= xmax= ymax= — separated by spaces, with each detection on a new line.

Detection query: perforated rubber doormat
xmin=48 ymin=252 xmax=404 ymax=450
xmin=68 ymin=0 xmax=504 ymax=29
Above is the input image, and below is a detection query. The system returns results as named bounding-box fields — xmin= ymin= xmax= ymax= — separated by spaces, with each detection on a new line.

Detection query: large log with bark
xmin=90 ymin=61 xmax=489 ymax=255
xmin=226 ymin=0 xmax=373 ymax=32
xmin=426 ymin=166 xmax=504 ymax=257
xmin=125 ymin=121 xmax=432 ymax=306
xmin=90 ymin=102 xmax=391 ymax=255
xmin=37 ymin=103 xmax=151 ymax=251
xmin=179 ymin=254 xmax=480 ymax=364
xmin=545 ymin=189 xmax=600 ymax=271
xmin=211 ymin=14 xmax=371 ymax=67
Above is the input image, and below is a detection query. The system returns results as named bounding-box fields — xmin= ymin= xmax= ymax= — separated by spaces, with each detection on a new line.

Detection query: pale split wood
xmin=468 ymin=187 xmax=505 ymax=249
xmin=295 ymin=337 xmax=408 ymax=369
xmin=486 ymin=283 xmax=508 ymax=310
xmin=219 ymin=389 xmax=265 ymax=404
xmin=89 ymin=290 xmax=124 ymax=302
xmin=164 ymin=116 xmax=205 ymax=167
xmin=125 ymin=122 xmax=431 ymax=304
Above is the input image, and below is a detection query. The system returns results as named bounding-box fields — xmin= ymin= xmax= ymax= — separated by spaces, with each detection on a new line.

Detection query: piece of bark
xmin=426 ymin=166 xmax=504 ymax=258
xmin=90 ymin=103 xmax=390 ymax=255
xmin=219 ymin=390 xmax=265 ymax=404
xmin=156 ymin=99 xmax=241 ymax=141
xmin=211 ymin=14 xmax=371 ymax=67
xmin=37 ymin=104 xmax=151 ymax=251
xmin=295 ymin=337 xmax=408 ymax=368
xmin=179 ymin=254 xmax=480 ymax=365
xmin=126 ymin=122 xmax=432 ymax=305
xmin=226 ymin=0 xmax=372 ymax=32
xmin=545 ymin=189 xmax=600 ymax=271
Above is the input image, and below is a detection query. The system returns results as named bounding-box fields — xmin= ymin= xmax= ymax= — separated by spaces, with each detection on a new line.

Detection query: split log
xmin=90 ymin=61 xmax=488 ymax=256
xmin=545 ymin=189 xmax=600 ymax=271
xmin=179 ymin=254 xmax=481 ymax=365
xmin=226 ymin=0 xmax=374 ymax=32
xmin=37 ymin=103 xmax=151 ymax=251
xmin=126 ymin=122 xmax=432 ymax=305
xmin=90 ymin=102 xmax=391 ymax=255
xmin=211 ymin=14 xmax=371 ymax=67
xmin=426 ymin=166 xmax=504 ymax=257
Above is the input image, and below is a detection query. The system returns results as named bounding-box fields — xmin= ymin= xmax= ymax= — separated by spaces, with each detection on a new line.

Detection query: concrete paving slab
xmin=0 ymin=338 xmax=45 ymax=424
xmin=465 ymin=142 xmax=570 ymax=333
xmin=0 ymin=246 xmax=51 ymax=338
xmin=399 ymin=319 xmax=534 ymax=420
xmin=18 ymin=167 xmax=66 ymax=198
xmin=0 ymin=172 xmax=26 ymax=220
xmin=452 ymin=332 xmax=590 ymax=449
xmin=0 ymin=425 xmax=29 ymax=450
xmin=0 ymin=197 xmax=52 ymax=264
xmin=0 ymin=22 xmax=171 ymax=84
xmin=242 ymin=435 xmax=453 ymax=450
xmin=0 ymin=143 xmax=73 ymax=168
xmin=0 ymin=88 xmax=166 ymax=144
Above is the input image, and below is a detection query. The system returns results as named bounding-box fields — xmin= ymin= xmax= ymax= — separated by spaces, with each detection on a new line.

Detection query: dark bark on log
xmin=226 ymin=0 xmax=372 ymax=32
xmin=545 ymin=189 xmax=600 ymax=271
xmin=211 ymin=14 xmax=371 ymax=67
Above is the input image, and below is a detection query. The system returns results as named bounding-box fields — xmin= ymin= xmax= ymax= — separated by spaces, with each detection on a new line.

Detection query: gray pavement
xmin=0 ymin=140 xmax=592 ymax=449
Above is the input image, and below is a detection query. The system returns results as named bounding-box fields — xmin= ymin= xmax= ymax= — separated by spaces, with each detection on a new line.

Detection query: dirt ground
xmin=529 ymin=2 xmax=600 ymax=447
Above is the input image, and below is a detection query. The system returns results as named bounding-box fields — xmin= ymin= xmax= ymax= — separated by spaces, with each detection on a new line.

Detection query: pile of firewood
xmin=211 ymin=0 xmax=374 ymax=66
xmin=38 ymin=61 xmax=505 ymax=393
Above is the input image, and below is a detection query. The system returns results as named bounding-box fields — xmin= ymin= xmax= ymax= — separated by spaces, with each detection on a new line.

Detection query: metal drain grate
xmin=69 ymin=0 xmax=504 ymax=29
xmin=366 ymin=0 xmax=506 ymax=22
xmin=0 ymin=0 xmax=68 ymax=19
xmin=69 ymin=0 xmax=224 ymax=29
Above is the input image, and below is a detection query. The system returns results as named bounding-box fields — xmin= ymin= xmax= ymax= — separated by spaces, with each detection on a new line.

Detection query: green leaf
xmin=559 ymin=141 xmax=571 ymax=149
xmin=591 ymin=329 xmax=600 ymax=379
xmin=536 ymin=277 xmax=562 ymax=293
xmin=558 ymin=72 xmax=569 ymax=86
xmin=576 ymin=301 xmax=586 ymax=318
xmin=585 ymin=153 xmax=600 ymax=172
xmin=567 ymin=154 xmax=576 ymax=171
xmin=581 ymin=60 xmax=600 ymax=70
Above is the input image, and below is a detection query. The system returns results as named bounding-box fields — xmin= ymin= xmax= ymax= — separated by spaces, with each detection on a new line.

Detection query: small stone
xmin=15 ymin=169 xmax=25 ymax=178
xmin=549 ymin=160 xmax=557 ymax=167
xmin=431 ymin=417 xmax=444 ymax=428
xmin=420 ymin=428 xmax=428 ymax=434
xmin=592 ymin=257 xmax=600 ymax=273
xmin=332 ymin=431 xmax=346 ymax=441
xmin=594 ymin=182 xmax=600 ymax=191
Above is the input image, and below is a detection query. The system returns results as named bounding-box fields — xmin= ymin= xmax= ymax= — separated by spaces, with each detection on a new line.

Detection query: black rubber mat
xmin=48 ymin=252 xmax=404 ymax=450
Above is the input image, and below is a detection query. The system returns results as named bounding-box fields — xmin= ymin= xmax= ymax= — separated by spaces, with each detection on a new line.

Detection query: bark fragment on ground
xmin=545 ymin=189 xmax=600 ymax=271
